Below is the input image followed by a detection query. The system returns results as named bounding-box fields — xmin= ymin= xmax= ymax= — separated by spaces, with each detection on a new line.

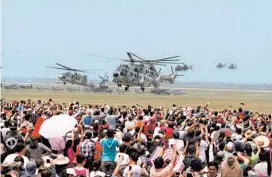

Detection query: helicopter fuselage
xmin=112 ymin=64 xmax=160 ymax=89
xmin=57 ymin=72 xmax=93 ymax=87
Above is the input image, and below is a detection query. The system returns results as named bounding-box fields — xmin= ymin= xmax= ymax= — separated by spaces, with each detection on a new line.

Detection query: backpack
xmin=94 ymin=141 xmax=102 ymax=161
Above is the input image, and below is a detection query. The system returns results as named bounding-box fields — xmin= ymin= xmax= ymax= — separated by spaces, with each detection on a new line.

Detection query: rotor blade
xmin=126 ymin=52 xmax=134 ymax=61
xmin=99 ymin=76 xmax=104 ymax=80
xmin=128 ymin=52 xmax=145 ymax=61
xmin=141 ymin=56 xmax=180 ymax=62
xmin=104 ymin=73 xmax=107 ymax=78
xmin=158 ymin=68 xmax=161 ymax=75
xmin=144 ymin=59 xmax=181 ymax=62
xmin=55 ymin=63 xmax=73 ymax=70
xmin=77 ymin=69 xmax=103 ymax=72
xmin=47 ymin=66 xmax=72 ymax=71
xmin=171 ymin=66 xmax=174 ymax=73
xmin=153 ymin=63 xmax=166 ymax=66
xmin=150 ymin=62 xmax=185 ymax=64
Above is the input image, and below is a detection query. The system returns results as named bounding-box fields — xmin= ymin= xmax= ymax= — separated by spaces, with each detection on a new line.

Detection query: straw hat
xmin=53 ymin=155 xmax=69 ymax=165
xmin=254 ymin=135 xmax=270 ymax=148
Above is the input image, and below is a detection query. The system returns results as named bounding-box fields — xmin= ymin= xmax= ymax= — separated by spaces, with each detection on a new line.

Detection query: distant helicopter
xmin=175 ymin=64 xmax=193 ymax=72
xmin=47 ymin=63 xmax=102 ymax=87
xmin=111 ymin=52 xmax=184 ymax=92
xmin=228 ymin=63 xmax=237 ymax=70
xmin=158 ymin=66 xmax=184 ymax=84
xmin=91 ymin=73 xmax=113 ymax=93
xmin=216 ymin=62 xmax=227 ymax=69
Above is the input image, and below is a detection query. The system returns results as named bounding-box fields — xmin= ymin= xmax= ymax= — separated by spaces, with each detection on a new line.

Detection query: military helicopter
xmin=228 ymin=63 xmax=237 ymax=70
xmin=175 ymin=64 xmax=193 ymax=72
xmin=111 ymin=52 xmax=184 ymax=92
xmin=91 ymin=73 xmax=113 ymax=93
xmin=158 ymin=66 xmax=184 ymax=84
xmin=216 ymin=62 xmax=227 ymax=69
xmin=47 ymin=63 xmax=102 ymax=87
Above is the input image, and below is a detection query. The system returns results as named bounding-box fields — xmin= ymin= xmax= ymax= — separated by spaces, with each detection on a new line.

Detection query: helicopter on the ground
xmin=228 ymin=63 xmax=237 ymax=70
xmin=175 ymin=64 xmax=193 ymax=72
xmin=47 ymin=63 xmax=102 ymax=87
xmin=216 ymin=62 xmax=227 ymax=69
xmin=111 ymin=52 xmax=184 ymax=92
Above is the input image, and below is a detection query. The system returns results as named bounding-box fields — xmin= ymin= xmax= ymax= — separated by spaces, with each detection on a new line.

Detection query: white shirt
xmin=153 ymin=127 xmax=161 ymax=138
xmin=199 ymin=140 xmax=209 ymax=163
xmin=125 ymin=121 xmax=135 ymax=132
xmin=169 ymin=139 xmax=184 ymax=152
xmin=3 ymin=153 xmax=29 ymax=169
xmin=254 ymin=161 xmax=268 ymax=176
xmin=123 ymin=165 xmax=142 ymax=177
xmin=90 ymin=171 xmax=106 ymax=177
xmin=115 ymin=152 xmax=130 ymax=165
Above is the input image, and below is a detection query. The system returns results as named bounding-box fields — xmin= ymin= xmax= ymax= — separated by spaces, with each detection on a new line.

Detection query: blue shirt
xmin=100 ymin=138 xmax=119 ymax=162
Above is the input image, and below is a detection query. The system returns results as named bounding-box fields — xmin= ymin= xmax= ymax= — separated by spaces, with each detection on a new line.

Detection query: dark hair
xmin=130 ymin=152 xmax=139 ymax=162
xmin=14 ymin=155 xmax=24 ymax=169
xmin=63 ymin=140 xmax=73 ymax=157
xmin=135 ymin=126 xmax=140 ymax=133
xmin=208 ymin=161 xmax=219 ymax=170
xmin=106 ymin=129 xmax=114 ymax=138
xmin=14 ymin=143 xmax=25 ymax=153
xmin=119 ymin=144 xmax=128 ymax=153
xmin=218 ymin=142 xmax=225 ymax=151
xmin=154 ymin=157 xmax=164 ymax=169
xmin=92 ymin=161 xmax=101 ymax=171
xmin=24 ymin=114 xmax=31 ymax=121
xmin=244 ymin=143 xmax=252 ymax=156
xmin=76 ymin=154 xmax=86 ymax=164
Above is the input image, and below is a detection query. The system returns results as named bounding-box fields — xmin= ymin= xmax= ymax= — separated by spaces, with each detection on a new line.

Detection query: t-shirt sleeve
xmin=250 ymin=153 xmax=259 ymax=165
xmin=240 ymin=163 xmax=247 ymax=172
xmin=115 ymin=139 xmax=119 ymax=147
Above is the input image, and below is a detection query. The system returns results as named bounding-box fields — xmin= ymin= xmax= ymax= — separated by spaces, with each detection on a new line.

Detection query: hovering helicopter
xmin=47 ymin=63 xmax=102 ymax=87
xmin=91 ymin=73 xmax=113 ymax=93
xmin=111 ymin=52 xmax=184 ymax=92
xmin=175 ymin=64 xmax=193 ymax=72
xmin=158 ymin=66 xmax=184 ymax=84
xmin=228 ymin=63 xmax=237 ymax=70
xmin=216 ymin=62 xmax=227 ymax=69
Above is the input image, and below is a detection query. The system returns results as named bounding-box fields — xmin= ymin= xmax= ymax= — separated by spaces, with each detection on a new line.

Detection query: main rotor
xmin=122 ymin=52 xmax=184 ymax=66
xmin=47 ymin=63 xmax=103 ymax=74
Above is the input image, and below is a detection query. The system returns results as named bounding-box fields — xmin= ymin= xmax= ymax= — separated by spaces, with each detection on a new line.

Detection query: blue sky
xmin=1 ymin=0 xmax=272 ymax=84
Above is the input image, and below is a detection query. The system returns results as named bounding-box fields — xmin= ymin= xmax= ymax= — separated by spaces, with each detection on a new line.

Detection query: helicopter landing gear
xmin=63 ymin=82 xmax=66 ymax=85
xmin=141 ymin=86 xmax=145 ymax=92
xmin=125 ymin=86 xmax=129 ymax=91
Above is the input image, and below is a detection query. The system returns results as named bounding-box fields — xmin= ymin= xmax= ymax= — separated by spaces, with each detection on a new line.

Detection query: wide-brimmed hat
xmin=53 ymin=155 xmax=69 ymax=165
xmin=254 ymin=135 xmax=270 ymax=148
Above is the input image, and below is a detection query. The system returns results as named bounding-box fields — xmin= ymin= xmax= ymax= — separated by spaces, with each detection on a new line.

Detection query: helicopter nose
xmin=113 ymin=73 xmax=118 ymax=77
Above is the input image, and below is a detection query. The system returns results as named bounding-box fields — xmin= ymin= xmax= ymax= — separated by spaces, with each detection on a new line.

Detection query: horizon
xmin=1 ymin=0 xmax=272 ymax=84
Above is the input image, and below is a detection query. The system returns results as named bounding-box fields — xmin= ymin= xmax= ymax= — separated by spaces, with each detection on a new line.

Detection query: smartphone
xmin=129 ymin=166 xmax=132 ymax=171
xmin=46 ymin=159 xmax=50 ymax=163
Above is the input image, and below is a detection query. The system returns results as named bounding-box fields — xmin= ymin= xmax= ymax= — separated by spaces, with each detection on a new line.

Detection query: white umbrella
xmin=39 ymin=115 xmax=77 ymax=139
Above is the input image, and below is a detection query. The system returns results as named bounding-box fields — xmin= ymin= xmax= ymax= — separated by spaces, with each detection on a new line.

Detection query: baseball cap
xmin=25 ymin=162 xmax=36 ymax=177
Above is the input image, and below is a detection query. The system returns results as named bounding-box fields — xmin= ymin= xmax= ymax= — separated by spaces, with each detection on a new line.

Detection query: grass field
xmin=2 ymin=89 xmax=272 ymax=113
